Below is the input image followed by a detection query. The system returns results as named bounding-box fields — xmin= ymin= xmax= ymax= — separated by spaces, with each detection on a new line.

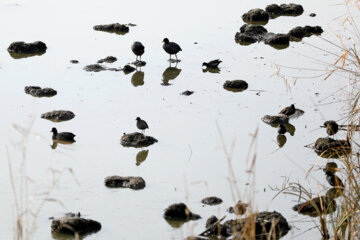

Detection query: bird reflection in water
xmin=51 ymin=139 xmax=75 ymax=149
xmin=202 ymin=67 xmax=220 ymax=74
xmin=131 ymin=71 xmax=144 ymax=87
xmin=161 ymin=64 xmax=182 ymax=86
xmin=276 ymin=134 xmax=287 ymax=148
xmin=136 ymin=149 xmax=149 ymax=166
xmin=274 ymin=123 xmax=295 ymax=148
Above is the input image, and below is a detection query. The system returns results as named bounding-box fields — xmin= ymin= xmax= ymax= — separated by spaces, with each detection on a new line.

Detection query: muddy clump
xmin=181 ymin=90 xmax=194 ymax=96
xmin=121 ymin=132 xmax=158 ymax=147
xmin=261 ymin=114 xmax=289 ymax=126
xmin=223 ymin=80 xmax=248 ymax=92
xmin=235 ymin=24 xmax=267 ymax=44
xmin=104 ymin=176 xmax=145 ymax=190
xmin=93 ymin=23 xmax=129 ymax=34
xmin=314 ymin=137 xmax=351 ymax=158
xmin=97 ymin=56 xmax=117 ymax=64
xmin=201 ymin=196 xmax=223 ymax=206
xmin=242 ymin=8 xmax=269 ymax=24
xmin=25 ymin=86 xmax=57 ymax=97
xmin=8 ymin=41 xmax=47 ymax=56
xmin=288 ymin=26 xmax=323 ymax=41
xmin=70 ymin=60 xmax=79 ymax=64
xmin=164 ymin=203 xmax=201 ymax=221
xmin=83 ymin=64 xmax=107 ymax=72
xmin=265 ymin=3 xmax=304 ymax=18
xmin=264 ymin=33 xmax=290 ymax=46
xmin=51 ymin=217 xmax=101 ymax=236
xmin=292 ymin=196 xmax=337 ymax=217
xmin=41 ymin=110 xmax=75 ymax=122
xmin=224 ymin=211 xmax=290 ymax=239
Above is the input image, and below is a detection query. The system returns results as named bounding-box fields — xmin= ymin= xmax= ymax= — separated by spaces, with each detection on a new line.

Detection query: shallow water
xmin=0 ymin=0 xmax=353 ymax=239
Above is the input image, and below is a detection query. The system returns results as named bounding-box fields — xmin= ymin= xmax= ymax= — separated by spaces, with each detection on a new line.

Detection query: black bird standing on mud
xmin=162 ymin=38 xmax=182 ymax=61
xmin=325 ymin=171 xmax=344 ymax=188
xmin=131 ymin=41 xmax=145 ymax=61
xmin=51 ymin=127 xmax=76 ymax=142
xmin=279 ymin=104 xmax=296 ymax=116
xmin=136 ymin=117 xmax=149 ymax=133
xmin=324 ymin=120 xmax=339 ymax=137
xmin=202 ymin=59 xmax=222 ymax=69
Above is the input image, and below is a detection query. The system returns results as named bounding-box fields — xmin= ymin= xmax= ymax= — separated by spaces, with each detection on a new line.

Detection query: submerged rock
xmin=235 ymin=24 xmax=267 ymax=44
xmin=121 ymin=132 xmax=158 ymax=147
xmin=25 ymin=86 xmax=57 ymax=97
xmin=104 ymin=176 xmax=145 ymax=190
xmin=292 ymin=196 xmax=336 ymax=217
xmin=83 ymin=64 xmax=107 ymax=72
xmin=51 ymin=217 xmax=101 ymax=236
xmin=261 ymin=114 xmax=289 ymax=126
xmin=8 ymin=41 xmax=47 ymax=55
xmin=223 ymin=80 xmax=248 ymax=92
xmin=97 ymin=56 xmax=117 ymax=63
xmin=314 ymin=137 xmax=351 ymax=158
xmin=224 ymin=211 xmax=290 ymax=239
xmin=41 ymin=110 xmax=75 ymax=122
xmin=265 ymin=3 xmax=304 ymax=17
xmin=181 ymin=90 xmax=194 ymax=96
xmin=201 ymin=196 xmax=223 ymax=206
xmin=93 ymin=23 xmax=129 ymax=34
xmin=164 ymin=203 xmax=201 ymax=221
xmin=264 ymin=33 xmax=290 ymax=46
xmin=242 ymin=8 xmax=269 ymax=24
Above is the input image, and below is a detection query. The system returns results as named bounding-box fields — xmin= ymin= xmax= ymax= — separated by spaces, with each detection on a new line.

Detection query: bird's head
xmin=51 ymin=127 xmax=57 ymax=134
xmin=163 ymin=38 xmax=169 ymax=44
xmin=136 ymin=117 xmax=141 ymax=121
xmin=202 ymin=62 xmax=207 ymax=67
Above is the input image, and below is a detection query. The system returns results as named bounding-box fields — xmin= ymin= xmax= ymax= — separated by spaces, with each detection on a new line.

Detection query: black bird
xmin=202 ymin=59 xmax=222 ymax=69
xmin=277 ymin=124 xmax=287 ymax=135
xmin=51 ymin=127 xmax=75 ymax=142
xmin=279 ymin=104 xmax=296 ymax=116
xmin=131 ymin=41 xmax=145 ymax=61
xmin=325 ymin=171 xmax=344 ymax=188
xmin=136 ymin=117 xmax=149 ymax=133
xmin=162 ymin=38 xmax=182 ymax=61
xmin=324 ymin=120 xmax=338 ymax=137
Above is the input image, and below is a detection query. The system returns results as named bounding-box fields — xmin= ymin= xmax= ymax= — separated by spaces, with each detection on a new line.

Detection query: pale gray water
xmin=0 ymin=0 xmax=353 ymax=239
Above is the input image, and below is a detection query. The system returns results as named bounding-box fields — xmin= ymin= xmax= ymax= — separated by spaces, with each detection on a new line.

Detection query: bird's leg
xmin=175 ymin=54 xmax=178 ymax=61
xmin=169 ymin=54 xmax=172 ymax=60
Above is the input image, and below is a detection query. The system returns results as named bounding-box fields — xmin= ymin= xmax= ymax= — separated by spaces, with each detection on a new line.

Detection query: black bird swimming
xmin=162 ymin=38 xmax=182 ymax=61
xmin=277 ymin=124 xmax=286 ymax=135
xmin=325 ymin=171 xmax=344 ymax=188
xmin=131 ymin=41 xmax=145 ymax=61
xmin=136 ymin=117 xmax=149 ymax=133
xmin=279 ymin=104 xmax=296 ymax=116
xmin=324 ymin=120 xmax=338 ymax=137
xmin=202 ymin=59 xmax=222 ymax=69
xmin=51 ymin=127 xmax=76 ymax=142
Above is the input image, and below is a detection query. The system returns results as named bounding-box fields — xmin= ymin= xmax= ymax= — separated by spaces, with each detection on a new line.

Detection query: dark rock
xmin=70 ymin=60 xmax=79 ymax=64
xmin=264 ymin=33 xmax=290 ymax=45
xmin=164 ymin=203 xmax=201 ymax=221
xmin=41 ymin=110 xmax=75 ymax=122
xmin=266 ymin=4 xmax=303 ymax=17
xmin=292 ymin=196 xmax=336 ymax=217
xmin=240 ymin=24 xmax=268 ymax=35
xmin=309 ymin=13 xmax=316 ymax=17
xmin=303 ymin=25 xmax=323 ymax=35
xmin=8 ymin=41 xmax=47 ymax=55
xmin=51 ymin=217 xmax=101 ymax=236
xmin=25 ymin=86 xmax=57 ymax=97
xmin=201 ymin=196 xmax=223 ymax=206
xmin=224 ymin=211 xmax=290 ymax=239
xmin=288 ymin=26 xmax=306 ymax=40
xmin=223 ymin=80 xmax=248 ymax=92
xmin=181 ymin=90 xmax=194 ymax=96
xmin=123 ymin=64 xmax=136 ymax=74
xmin=314 ymin=137 xmax=351 ymax=158
xmin=288 ymin=26 xmax=323 ymax=40
xmin=261 ymin=114 xmax=289 ymax=126
xmin=235 ymin=24 xmax=267 ymax=44
xmin=83 ymin=64 xmax=107 ymax=72
xmin=104 ymin=176 xmax=145 ymax=190
xmin=121 ymin=132 xmax=158 ymax=147
xmin=97 ymin=56 xmax=117 ymax=63
xmin=242 ymin=8 xmax=269 ymax=24
xmin=235 ymin=33 xmax=258 ymax=44
xmin=93 ymin=23 xmax=129 ymax=34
